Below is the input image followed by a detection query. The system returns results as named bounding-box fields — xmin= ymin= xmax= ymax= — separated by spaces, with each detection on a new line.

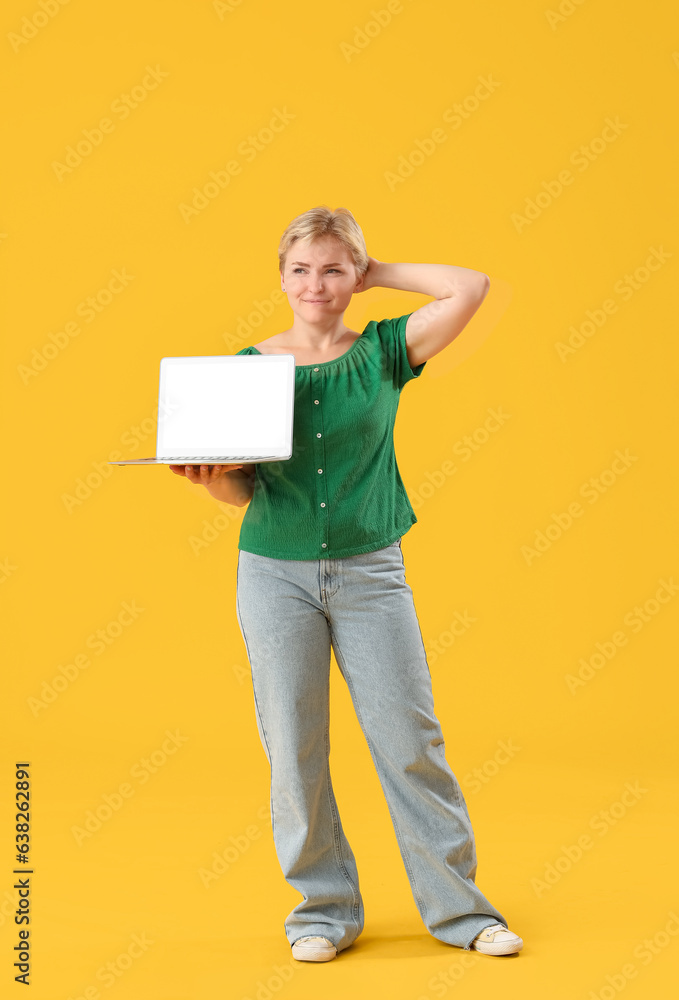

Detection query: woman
xmin=170 ymin=206 xmax=523 ymax=962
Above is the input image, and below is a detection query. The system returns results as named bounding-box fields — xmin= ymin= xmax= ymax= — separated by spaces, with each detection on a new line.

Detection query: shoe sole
xmin=472 ymin=938 xmax=523 ymax=956
xmin=291 ymin=942 xmax=337 ymax=962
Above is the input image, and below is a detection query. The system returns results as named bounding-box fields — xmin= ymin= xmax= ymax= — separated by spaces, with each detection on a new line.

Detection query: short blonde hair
xmin=278 ymin=205 xmax=369 ymax=277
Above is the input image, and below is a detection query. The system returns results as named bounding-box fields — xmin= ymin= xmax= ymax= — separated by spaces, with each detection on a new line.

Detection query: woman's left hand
xmin=357 ymin=256 xmax=382 ymax=293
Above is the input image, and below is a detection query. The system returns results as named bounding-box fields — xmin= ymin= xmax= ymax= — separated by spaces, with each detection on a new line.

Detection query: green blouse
xmin=235 ymin=312 xmax=426 ymax=559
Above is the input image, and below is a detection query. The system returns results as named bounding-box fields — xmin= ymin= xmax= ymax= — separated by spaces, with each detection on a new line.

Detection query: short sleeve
xmin=375 ymin=313 xmax=426 ymax=390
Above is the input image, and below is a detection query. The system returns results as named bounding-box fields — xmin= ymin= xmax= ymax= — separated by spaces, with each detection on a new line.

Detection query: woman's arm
xmin=359 ymin=257 xmax=490 ymax=369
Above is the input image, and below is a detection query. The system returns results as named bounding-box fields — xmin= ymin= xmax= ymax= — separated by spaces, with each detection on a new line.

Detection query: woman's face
xmin=281 ymin=236 xmax=363 ymax=321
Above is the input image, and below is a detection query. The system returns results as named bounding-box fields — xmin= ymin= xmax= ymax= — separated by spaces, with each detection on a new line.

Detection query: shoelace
xmin=478 ymin=923 xmax=508 ymax=937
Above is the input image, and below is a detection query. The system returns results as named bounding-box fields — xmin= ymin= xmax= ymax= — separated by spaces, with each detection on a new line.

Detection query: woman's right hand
xmin=169 ymin=464 xmax=243 ymax=487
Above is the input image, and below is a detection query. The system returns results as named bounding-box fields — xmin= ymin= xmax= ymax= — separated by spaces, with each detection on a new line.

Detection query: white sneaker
xmin=471 ymin=923 xmax=523 ymax=955
xmin=291 ymin=935 xmax=338 ymax=962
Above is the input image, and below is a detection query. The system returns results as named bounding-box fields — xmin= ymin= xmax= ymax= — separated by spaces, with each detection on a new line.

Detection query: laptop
xmin=109 ymin=354 xmax=295 ymax=465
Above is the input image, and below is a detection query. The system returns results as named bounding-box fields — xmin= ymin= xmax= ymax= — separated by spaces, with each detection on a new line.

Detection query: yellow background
xmin=2 ymin=0 xmax=678 ymax=997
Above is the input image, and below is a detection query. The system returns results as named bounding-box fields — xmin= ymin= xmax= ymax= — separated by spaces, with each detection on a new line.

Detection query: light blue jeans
xmin=235 ymin=538 xmax=508 ymax=952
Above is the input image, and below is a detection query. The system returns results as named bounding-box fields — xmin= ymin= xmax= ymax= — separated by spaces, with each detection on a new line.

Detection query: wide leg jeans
xmin=235 ymin=538 xmax=507 ymax=953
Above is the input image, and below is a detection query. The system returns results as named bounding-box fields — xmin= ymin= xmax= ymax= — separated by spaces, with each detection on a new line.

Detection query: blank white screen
xmin=157 ymin=357 xmax=291 ymax=455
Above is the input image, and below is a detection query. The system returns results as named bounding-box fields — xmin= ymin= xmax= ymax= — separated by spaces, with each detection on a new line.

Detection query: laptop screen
xmin=157 ymin=355 xmax=294 ymax=458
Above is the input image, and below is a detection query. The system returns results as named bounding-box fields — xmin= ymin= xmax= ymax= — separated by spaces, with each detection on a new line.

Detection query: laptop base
xmin=110 ymin=456 xmax=281 ymax=465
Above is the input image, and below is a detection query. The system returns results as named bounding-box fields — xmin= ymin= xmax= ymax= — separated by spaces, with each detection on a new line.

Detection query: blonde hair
xmin=278 ymin=205 xmax=369 ymax=277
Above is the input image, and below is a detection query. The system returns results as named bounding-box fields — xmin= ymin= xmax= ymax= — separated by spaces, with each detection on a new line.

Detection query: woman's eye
xmin=292 ymin=267 xmax=342 ymax=274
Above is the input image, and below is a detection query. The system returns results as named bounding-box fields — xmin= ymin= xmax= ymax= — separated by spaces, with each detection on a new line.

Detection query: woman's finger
xmin=173 ymin=463 xmax=243 ymax=484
